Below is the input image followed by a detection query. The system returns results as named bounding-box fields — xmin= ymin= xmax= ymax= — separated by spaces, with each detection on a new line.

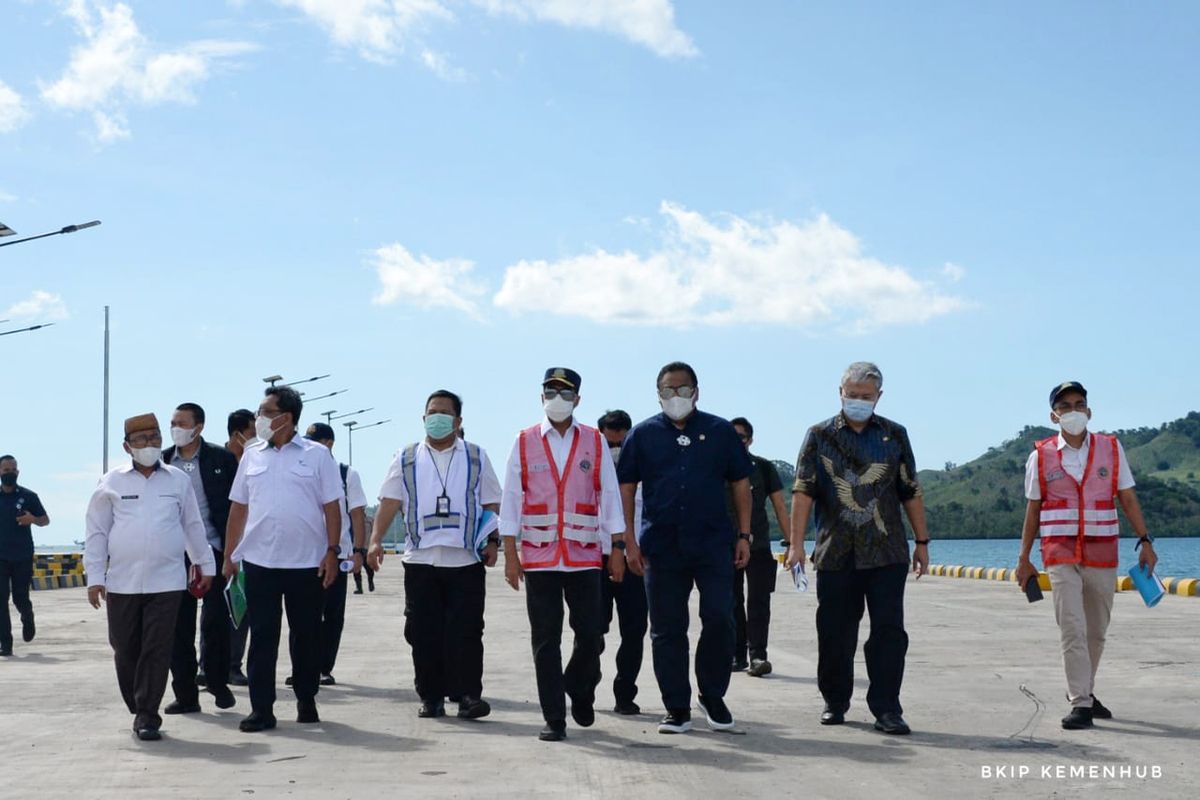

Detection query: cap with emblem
xmin=1049 ymin=381 xmax=1087 ymax=408
xmin=305 ymin=422 xmax=335 ymax=442
xmin=543 ymin=367 xmax=581 ymax=391
xmin=124 ymin=413 xmax=159 ymax=436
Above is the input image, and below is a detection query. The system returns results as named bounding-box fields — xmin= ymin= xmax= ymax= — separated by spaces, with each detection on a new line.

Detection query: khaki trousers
xmin=1046 ymin=563 xmax=1116 ymax=708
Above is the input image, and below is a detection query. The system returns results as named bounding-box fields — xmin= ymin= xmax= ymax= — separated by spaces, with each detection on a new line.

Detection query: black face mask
xmin=0 ymin=473 xmax=17 ymax=487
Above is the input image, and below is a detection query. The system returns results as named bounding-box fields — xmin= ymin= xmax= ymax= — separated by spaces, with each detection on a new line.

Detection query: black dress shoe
xmin=296 ymin=700 xmax=320 ymax=724
xmin=210 ymin=686 xmax=236 ymax=709
xmin=613 ymin=700 xmax=641 ymax=716
xmin=285 ymin=676 xmax=294 ymax=686
xmin=164 ymin=700 xmax=201 ymax=715
xmin=229 ymin=669 xmax=248 ymax=686
xmin=539 ymin=721 xmax=567 ymax=741
xmin=319 ymin=673 xmax=336 ymax=686
xmin=457 ymin=698 xmax=491 ymax=719
xmin=731 ymin=658 xmax=749 ymax=672
xmin=0 ymin=645 xmax=12 ymax=657
xmin=418 ymin=701 xmax=446 ymax=718
xmin=569 ymin=694 xmax=595 ymax=727
xmin=21 ymin=614 xmax=35 ymax=643
xmin=1090 ymin=695 xmax=1112 ymax=720
xmin=135 ymin=726 xmax=162 ymax=741
xmin=239 ymin=711 xmax=277 ymax=732
xmin=874 ymin=712 xmax=911 ymax=735
xmin=1061 ymin=707 xmax=1094 ymax=730
xmin=820 ymin=707 xmax=845 ymax=725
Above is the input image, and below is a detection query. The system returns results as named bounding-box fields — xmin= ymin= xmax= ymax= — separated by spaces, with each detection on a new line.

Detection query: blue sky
xmin=2 ymin=1 xmax=1198 ymax=546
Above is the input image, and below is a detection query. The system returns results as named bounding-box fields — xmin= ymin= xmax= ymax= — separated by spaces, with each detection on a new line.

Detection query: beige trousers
xmin=1047 ymin=563 xmax=1116 ymax=708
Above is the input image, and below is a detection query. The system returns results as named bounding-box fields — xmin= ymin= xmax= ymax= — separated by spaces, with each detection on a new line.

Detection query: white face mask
xmin=544 ymin=397 xmax=575 ymax=423
xmin=255 ymin=415 xmax=277 ymax=442
xmin=661 ymin=396 xmax=694 ymax=421
xmin=1057 ymin=410 xmax=1089 ymax=436
xmin=841 ymin=397 xmax=876 ymax=423
xmin=170 ymin=426 xmax=197 ymax=448
xmin=239 ymin=435 xmax=259 ymax=449
xmin=130 ymin=446 xmax=161 ymax=467
xmin=609 ymin=446 xmax=622 ymax=464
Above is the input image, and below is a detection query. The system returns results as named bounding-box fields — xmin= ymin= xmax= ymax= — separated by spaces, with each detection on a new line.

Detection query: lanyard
xmin=429 ymin=445 xmax=456 ymax=516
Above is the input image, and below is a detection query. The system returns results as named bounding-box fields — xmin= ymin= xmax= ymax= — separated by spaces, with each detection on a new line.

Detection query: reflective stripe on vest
xmin=400 ymin=442 xmax=483 ymax=552
xmin=518 ymin=423 xmax=604 ymax=569
xmin=1036 ymin=433 xmax=1120 ymax=568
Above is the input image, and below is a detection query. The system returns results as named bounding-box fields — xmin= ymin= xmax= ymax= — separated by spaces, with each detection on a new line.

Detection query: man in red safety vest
xmin=1016 ymin=381 xmax=1157 ymax=730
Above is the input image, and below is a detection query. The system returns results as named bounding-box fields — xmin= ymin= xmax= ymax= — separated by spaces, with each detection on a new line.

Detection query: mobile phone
xmin=1024 ymin=575 xmax=1044 ymax=603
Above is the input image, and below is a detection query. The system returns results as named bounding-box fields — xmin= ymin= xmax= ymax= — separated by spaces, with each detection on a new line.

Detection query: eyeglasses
xmin=543 ymin=388 xmax=577 ymax=401
xmin=1053 ymin=401 xmax=1088 ymax=413
xmin=657 ymin=385 xmax=696 ymax=400
xmin=127 ymin=433 xmax=163 ymax=447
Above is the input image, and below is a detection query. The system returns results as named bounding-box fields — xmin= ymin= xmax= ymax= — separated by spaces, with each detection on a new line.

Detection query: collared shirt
xmin=229 ymin=435 xmax=344 ymax=569
xmin=84 ymin=463 xmax=216 ymax=593
xmin=793 ymin=413 xmax=922 ymax=571
xmin=726 ymin=454 xmax=783 ymax=552
xmin=339 ymin=464 xmax=368 ymax=557
xmin=171 ymin=448 xmax=219 ymax=550
xmin=379 ymin=438 xmax=503 ymax=568
xmin=500 ymin=418 xmax=625 ymax=571
xmin=617 ymin=409 xmax=752 ymax=556
xmin=1023 ymin=433 xmax=1135 ymax=500
xmin=0 ymin=485 xmax=45 ymax=561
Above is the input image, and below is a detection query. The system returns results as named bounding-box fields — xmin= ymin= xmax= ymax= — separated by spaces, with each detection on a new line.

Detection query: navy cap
xmin=305 ymin=422 xmax=336 ymax=441
xmin=1049 ymin=381 xmax=1087 ymax=407
xmin=543 ymin=367 xmax=581 ymax=391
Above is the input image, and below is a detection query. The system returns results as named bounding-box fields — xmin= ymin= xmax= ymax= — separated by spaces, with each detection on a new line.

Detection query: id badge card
xmin=436 ymin=494 xmax=451 ymax=517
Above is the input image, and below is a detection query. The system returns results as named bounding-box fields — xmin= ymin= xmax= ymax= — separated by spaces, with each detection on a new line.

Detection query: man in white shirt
xmin=223 ymin=386 xmax=344 ymax=733
xmin=302 ymin=422 xmax=368 ymax=686
xmin=501 ymin=368 xmax=627 ymax=741
xmin=368 ymin=390 xmax=502 ymax=720
xmin=85 ymin=413 xmax=215 ymax=742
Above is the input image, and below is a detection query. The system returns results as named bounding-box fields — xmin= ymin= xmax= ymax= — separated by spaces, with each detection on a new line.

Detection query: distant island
xmin=764 ymin=411 xmax=1200 ymax=541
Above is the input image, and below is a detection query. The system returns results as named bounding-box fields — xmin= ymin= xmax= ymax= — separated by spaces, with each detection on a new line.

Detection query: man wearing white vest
xmin=501 ymin=367 xmax=627 ymax=741
xmin=1016 ymin=381 xmax=1157 ymax=730
xmin=368 ymin=390 xmax=502 ymax=720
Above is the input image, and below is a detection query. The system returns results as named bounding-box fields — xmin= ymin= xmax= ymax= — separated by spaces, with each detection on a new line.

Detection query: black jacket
xmin=162 ymin=437 xmax=238 ymax=547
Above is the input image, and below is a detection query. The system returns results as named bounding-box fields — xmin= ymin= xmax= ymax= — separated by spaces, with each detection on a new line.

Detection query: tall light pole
xmin=343 ymin=419 xmax=390 ymax=466
xmin=0 ymin=323 xmax=54 ymax=338
xmin=0 ymin=219 xmax=101 ymax=248
xmin=301 ymin=388 xmax=347 ymax=403
xmin=103 ymin=306 xmax=110 ymax=473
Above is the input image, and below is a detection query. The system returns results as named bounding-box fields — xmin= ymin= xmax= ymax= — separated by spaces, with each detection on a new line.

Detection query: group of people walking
xmin=2 ymin=361 xmax=1158 ymax=743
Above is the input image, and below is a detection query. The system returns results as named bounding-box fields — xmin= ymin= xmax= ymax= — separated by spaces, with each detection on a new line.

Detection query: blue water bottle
xmin=1128 ymin=563 xmax=1165 ymax=608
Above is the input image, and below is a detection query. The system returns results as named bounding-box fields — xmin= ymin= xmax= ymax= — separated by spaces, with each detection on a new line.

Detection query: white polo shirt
xmin=339 ymin=464 xmax=368 ymax=556
xmin=84 ymin=462 xmax=216 ymax=593
xmin=1024 ymin=433 xmax=1135 ymax=500
xmin=229 ymin=435 xmax=344 ymax=568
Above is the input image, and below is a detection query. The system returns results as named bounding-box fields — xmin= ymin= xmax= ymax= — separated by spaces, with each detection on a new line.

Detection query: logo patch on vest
xmin=1097 ymin=467 xmax=1110 ymax=478
xmin=1046 ymin=470 xmax=1065 ymax=482
xmin=579 ymin=460 xmax=592 ymax=472
xmin=531 ymin=463 xmax=551 ymax=473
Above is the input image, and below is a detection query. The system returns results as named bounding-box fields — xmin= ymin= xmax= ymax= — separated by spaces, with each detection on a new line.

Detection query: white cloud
xmin=493 ymin=203 xmax=967 ymax=331
xmin=5 ymin=290 xmax=70 ymax=321
xmin=0 ymin=80 xmax=32 ymax=133
xmin=420 ymin=48 xmax=468 ymax=81
xmin=277 ymin=0 xmax=694 ymax=68
xmin=40 ymin=1 xmax=257 ymax=140
xmin=941 ymin=262 xmax=966 ymax=283
xmin=473 ymin=0 xmax=697 ymax=58
xmin=370 ymin=243 xmax=486 ymax=318
xmin=0 ymin=188 xmax=17 ymax=203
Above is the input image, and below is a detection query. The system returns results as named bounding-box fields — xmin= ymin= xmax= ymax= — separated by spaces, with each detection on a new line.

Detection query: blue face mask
xmin=841 ymin=397 xmax=875 ymax=423
xmin=424 ymin=413 xmax=456 ymax=440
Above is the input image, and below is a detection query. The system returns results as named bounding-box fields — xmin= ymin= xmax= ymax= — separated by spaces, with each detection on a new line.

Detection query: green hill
xmin=917 ymin=411 xmax=1200 ymax=538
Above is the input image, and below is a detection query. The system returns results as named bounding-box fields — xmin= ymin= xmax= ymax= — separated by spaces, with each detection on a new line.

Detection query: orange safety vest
xmin=517 ymin=423 xmax=604 ymax=569
xmin=1036 ymin=433 xmax=1120 ymax=568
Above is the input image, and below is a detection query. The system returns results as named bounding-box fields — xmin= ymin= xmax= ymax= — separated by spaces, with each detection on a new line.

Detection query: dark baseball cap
xmin=305 ymin=422 xmax=336 ymax=441
xmin=1049 ymin=381 xmax=1087 ymax=407
xmin=543 ymin=367 xmax=581 ymax=391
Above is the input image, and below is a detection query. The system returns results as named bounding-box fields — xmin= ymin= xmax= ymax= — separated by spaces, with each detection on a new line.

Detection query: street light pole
xmin=0 ymin=323 xmax=55 ymax=337
xmin=342 ymin=419 xmax=390 ymax=467
xmin=0 ymin=219 xmax=102 ymax=248
xmin=103 ymin=306 xmax=110 ymax=473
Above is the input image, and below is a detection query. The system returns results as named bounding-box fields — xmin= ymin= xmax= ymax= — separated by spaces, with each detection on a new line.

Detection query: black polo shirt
xmin=0 ymin=486 xmax=45 ymax=561
xmin=617 ymin=409 xmax=752 ymax=556
xmin=727 ymin=455 xmax=784 ymax=552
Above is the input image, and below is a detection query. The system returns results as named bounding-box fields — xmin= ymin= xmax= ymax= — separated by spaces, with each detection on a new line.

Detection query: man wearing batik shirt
xmin=785 ymin=362 xmax=929 ymax=737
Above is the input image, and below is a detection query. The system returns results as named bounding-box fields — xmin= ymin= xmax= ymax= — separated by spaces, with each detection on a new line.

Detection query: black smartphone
xmin=1024 ymin=575 xmax=1044 ymax=603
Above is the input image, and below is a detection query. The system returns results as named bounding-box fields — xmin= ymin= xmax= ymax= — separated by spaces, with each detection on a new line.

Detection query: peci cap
xmin=543 ymin=367 xmax=581 ymax=391
xmin=305 ymin=422 xmax=335 ymax=442
xmin=124 ymin=413 xmax=159 ymax=436
xmin=1049 ymin=381 xmax=1088 ymax=408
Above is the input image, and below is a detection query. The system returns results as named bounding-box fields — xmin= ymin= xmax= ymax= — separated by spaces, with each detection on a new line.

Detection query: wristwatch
xmin=353 ymin=547 xmax=368 ymax=556
xmin=612 ymin=539 xmax=627 ymax=551
xmin=914 ymin=539 xmax=930 ymax=546
xmin=327 ymin=545 xmax=341 ymax=557
xmin=486 ymin=534 xmax=500 ymax=547
xmin=1135 ymin=534 xmax=1154 ymax=550
xmin=737 ymin=533 xmax=752 ymax=543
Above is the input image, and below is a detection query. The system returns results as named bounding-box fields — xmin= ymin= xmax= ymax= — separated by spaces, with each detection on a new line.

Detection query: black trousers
xmin=243 ymin=561 xmax=323 ymax=714
xmin=600 ymin=555 xmax=648 ymax=705
xmin=287 ymin=570 xmax=348 ymax=676
xmin=353 ymin=562 xmax=375 ymax=592
xmin=106 ymin=591 xmax=182 ymax=729
xmin=524 ymin=569 xmax=603 ymax=724
xmin=229 ymin=616 xmax=248 ymax=672
xmin=170 ymin=547 xmax=230 ymax=703
xmin=0 ymin=557 xmax=33 ymax=649
xmin=403 ymin=562 xmax=486 ymax=704
xmin=815 ymin=562 xmax=909 ymax=717
xmin=733 ymin=548 xmax=778 ymax=662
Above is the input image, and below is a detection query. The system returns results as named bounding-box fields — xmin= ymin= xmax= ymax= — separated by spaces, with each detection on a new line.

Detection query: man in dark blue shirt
xmin=618 ymin=362 xmax=752 ymax=734
xmin=0 ymin=455 xmax=50 ymax=656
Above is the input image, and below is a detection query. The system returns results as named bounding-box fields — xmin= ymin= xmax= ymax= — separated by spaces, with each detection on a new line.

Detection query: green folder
xmin=224 ymin=570 xmax=248 ymax=629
